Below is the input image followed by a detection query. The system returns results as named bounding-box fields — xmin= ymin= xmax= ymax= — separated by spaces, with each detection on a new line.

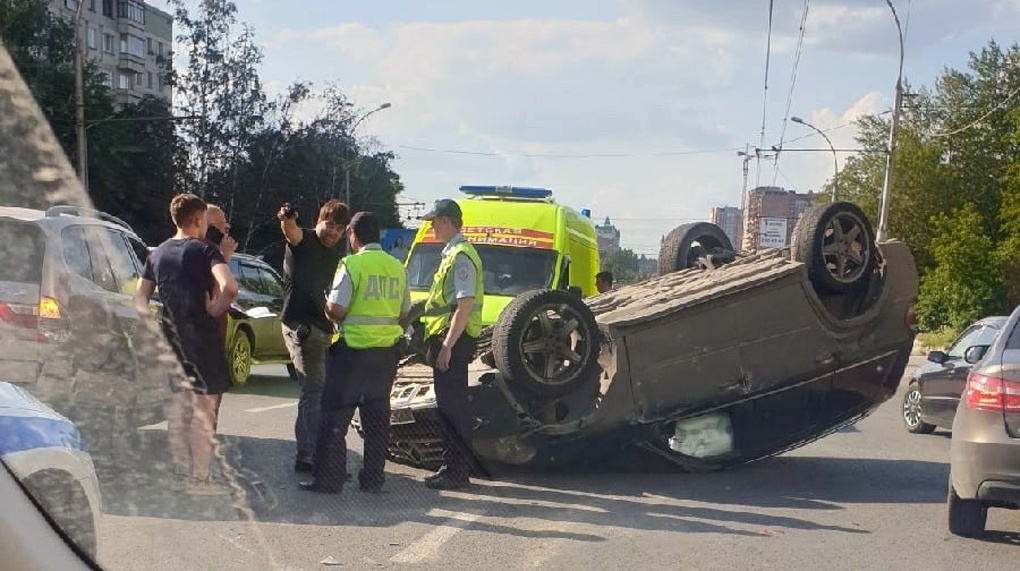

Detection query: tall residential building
xmin=50 ymin=0 xmax=173 ymax=105
xmin=595 ymin=216 xmax=621 ymax=257
xmin=710 ymin=206 xmax=743 ymax=250
xmin=742 ymin=186 xmax=815 ymax=251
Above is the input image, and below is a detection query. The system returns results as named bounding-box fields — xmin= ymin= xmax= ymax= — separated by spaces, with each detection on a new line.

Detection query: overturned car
xmin=374 ymin=201 xmax=918 ymax=472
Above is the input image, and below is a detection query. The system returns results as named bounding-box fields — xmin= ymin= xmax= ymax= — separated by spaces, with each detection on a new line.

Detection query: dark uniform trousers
xmin=427 ymin=333 xmax=478 ymax=480
xmin=313 ymin=339 xmax=399 ymax=490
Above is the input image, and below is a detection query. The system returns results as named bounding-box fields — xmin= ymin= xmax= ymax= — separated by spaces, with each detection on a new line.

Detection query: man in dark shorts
xmin=277 ymin=199 xmax=350 ymax=473
xmin=134 ymin=193 xmax=239 ymax=495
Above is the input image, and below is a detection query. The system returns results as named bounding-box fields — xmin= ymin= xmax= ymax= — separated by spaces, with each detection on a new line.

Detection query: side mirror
xmin=964 ymin=345 xmax=990 ymax=365
xmin=927 ymin=350 xmax=949 ymax=365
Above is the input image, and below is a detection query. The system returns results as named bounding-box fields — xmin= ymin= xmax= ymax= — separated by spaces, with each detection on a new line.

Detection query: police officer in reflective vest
xmin=420 ymin=199 xmax=484 ymax=490
xmin=300 ymin=212 xmax=410 ymax=494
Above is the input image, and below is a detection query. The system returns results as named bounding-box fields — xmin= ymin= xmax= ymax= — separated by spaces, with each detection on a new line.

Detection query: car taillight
xmin=905 ymin=304 xmax=917 ymax=331
xmin=36 ymin=297 xmax=70 ymax=343
xmin=38 ymin=296 xmax=62 ymax=319
xmin=965 ymin=372 xmax=1020 ymax=412
xmin=0 ymin=301 xmax=38 ymax=329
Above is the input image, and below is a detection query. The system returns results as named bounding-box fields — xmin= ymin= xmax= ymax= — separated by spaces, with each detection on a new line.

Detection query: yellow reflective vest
xmin=423 ymin=240 xmax=483 ymax=339
xmin=333 ymin=248 xmax=407 ymax=349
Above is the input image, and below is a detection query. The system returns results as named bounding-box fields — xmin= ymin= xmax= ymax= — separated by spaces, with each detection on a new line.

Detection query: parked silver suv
xmin=0 ymin=205 xmax=167 ymax=459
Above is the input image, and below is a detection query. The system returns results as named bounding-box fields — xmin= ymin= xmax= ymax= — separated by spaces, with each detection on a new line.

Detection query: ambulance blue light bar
xmin=459 ymin=185 xmax=553 ymax=199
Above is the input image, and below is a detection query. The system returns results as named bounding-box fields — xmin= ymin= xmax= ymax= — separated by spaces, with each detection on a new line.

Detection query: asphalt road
xmin=93 ymin=358 xmax=1019 ymax=571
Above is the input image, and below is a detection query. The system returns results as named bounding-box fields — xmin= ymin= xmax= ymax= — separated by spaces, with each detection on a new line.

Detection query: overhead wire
xmin=772 ymin=0 xmax=812 ymax=186
xmin=756 ymin=0 xmax=776 ymax=188
xmin=391 ymin=144 xmax=745 ymax=159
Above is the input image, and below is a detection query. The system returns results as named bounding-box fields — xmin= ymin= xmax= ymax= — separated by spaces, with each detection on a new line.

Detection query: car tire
xmin=492 ymin=289 xmax=601 ymax=398
xmin=228 ymin=330 xmax=253 ymax=386
xmin=948 ymin=484 xmax=988 ymax=537
xmin=657 ymin=222 xmax=735 ymax=275
xmin=791 ymin=201 xmax=877 ymax=294
xmin=902 ymin=381 xmax=936 ymax=434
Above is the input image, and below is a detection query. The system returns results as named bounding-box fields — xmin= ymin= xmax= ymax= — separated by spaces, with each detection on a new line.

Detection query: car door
xmin=59 ymin=226 xmax=133 ymax=378
xmin=253 ymin=261 xmax=288 ymax=358
xmin=921 ymin=324 xmax=998 ymax=427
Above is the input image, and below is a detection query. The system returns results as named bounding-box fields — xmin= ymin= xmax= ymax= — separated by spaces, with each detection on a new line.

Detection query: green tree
xmin=916 ymin=203 xmax=1003 ymax=332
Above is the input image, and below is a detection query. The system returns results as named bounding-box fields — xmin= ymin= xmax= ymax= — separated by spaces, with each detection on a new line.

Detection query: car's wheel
xmin=902 ymin=381 xmax=936 ymax=434
xmin=657 ymin=222 xmax=735 ymax=275
xmin=228 ymin=329 xmax=253 ymax=386
xmin=791 ymin=201 xmax=877 ymax=294
xmin=492 ymin=289 xmax=601 ymax=398
xmin=948 ymin=484 xmax=988 ymax=537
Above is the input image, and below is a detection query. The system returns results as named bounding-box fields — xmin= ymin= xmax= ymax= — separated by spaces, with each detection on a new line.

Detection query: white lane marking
xmin=244 ymin=402 xmax=298 ymax=413
xmin=389 ymin=508 xmax=486 ymax=564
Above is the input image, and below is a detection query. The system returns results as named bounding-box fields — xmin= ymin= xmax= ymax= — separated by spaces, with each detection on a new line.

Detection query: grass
xmin=916 ymin=328 xmax=958 ymax=353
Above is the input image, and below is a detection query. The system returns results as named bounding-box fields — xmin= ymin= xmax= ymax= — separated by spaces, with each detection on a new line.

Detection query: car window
xmin=947 ymin=325 xmax=986 ymax=358
xmin=83 ymin=227 xmax=118 ymax=293
xmin=61 ymin=227 xmax=93 ymax=282
xmin=125 ymin=235 xmax=151 ymax=273
xmin=255 ymin=264 xmax=283 ymax=297
xmin=103 ymin=230 xmax=142 ymax=293
xmin=0 ymin=220 xmax=43 ymax=284
xmin=972 ymin=325 xmax=1000 ymax=349
xmin=235 ymin=262 xmax=262 ymax=294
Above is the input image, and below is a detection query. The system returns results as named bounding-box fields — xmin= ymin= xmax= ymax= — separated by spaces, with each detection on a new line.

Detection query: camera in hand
xmin=282 ymin=204 xmax=297 ymax=219
xmin=206 ymin=225 xmax=225 ymax=245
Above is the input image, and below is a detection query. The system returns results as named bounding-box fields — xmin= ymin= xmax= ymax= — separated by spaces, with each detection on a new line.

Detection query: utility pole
xmin=73 ymin=0 xmax=87 ymax=188
xmin=877 ymin=0 xmax=906 ymax=242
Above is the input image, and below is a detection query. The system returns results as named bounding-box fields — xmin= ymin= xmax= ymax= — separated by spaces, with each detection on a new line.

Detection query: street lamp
xmin=344 ymin=102 xmax=392 ymax=207
xmin=791 ymin=116 xmax=838 ymax=202
xmin=877 ymin=0 xmax=906 ymax=242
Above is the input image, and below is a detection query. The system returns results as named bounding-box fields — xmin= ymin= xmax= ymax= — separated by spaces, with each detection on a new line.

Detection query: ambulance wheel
xmin=492 ymin=289 xmax=601 ymax=398
xmin=658 ymin=222 xmax=734 ymax=275
xmin=791 ymin=201 xmax=877 ymax=294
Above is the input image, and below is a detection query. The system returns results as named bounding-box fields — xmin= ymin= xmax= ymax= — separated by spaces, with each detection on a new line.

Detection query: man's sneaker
xmin=186 ymin=478 xmax=231 ymax=496
xmin=424 ymin=474 xmax=470 ymax=490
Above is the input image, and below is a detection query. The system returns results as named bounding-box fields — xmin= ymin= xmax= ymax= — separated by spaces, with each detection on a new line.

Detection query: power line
xmin=772 ymin=0 xmax=812 ymax=186
xmin=392 ymin=144 xmax=745 ymax=159
xmin=925 ymin=82 xmax=1020 ymax=139
xmin=756 ymin=0 xmax=776 ymax=188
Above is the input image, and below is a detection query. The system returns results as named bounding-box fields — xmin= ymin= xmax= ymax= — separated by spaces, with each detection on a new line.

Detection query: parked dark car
xmin=0 ymin=205 xmax=167 ymax=453
xmin=225 ymin=253 xmax=291 ymax=385
xmin=947 ymin=305 xmax=1020 ymax=537
xmin=902 ymin=316 xmax=1008 ymax=434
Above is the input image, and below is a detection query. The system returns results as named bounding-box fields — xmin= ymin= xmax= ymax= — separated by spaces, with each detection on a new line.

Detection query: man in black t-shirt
xmin=277 ymin=199 xmax=350 ymax=473
xmin=134 ymin=193 xmax=239 ymax=496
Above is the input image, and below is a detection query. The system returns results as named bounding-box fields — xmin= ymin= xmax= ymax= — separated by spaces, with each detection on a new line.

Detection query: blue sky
xmin=179 ymin=0 xmax=1020 ymax=256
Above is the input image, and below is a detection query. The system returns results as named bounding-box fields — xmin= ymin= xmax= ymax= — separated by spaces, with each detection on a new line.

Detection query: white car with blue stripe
xmin=0 ymin=381 xmax=102 ymax=559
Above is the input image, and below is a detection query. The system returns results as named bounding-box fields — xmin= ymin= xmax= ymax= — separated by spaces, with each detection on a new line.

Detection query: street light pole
xmin=344 ymin=102 xmax=392 ymax=207
xmin=791 ymin=116 xmax=839 ymax=202
xmin=877 ymin=0 xmax=906 ymax=242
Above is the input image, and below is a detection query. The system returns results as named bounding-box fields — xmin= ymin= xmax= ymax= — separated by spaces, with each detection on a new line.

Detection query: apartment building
xmin=51 ymin=0 xmax=173 ymax=105
xmin=742 ymin=186 xmax=815 ymax=251
xmin=710 ymin=205 xmax=743 ymax=250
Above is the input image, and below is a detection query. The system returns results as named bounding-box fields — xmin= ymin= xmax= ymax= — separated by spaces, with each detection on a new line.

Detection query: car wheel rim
xmin=903 ymin=389 xmax=922 ymax=428
xmin=232 ymin=337 xmax=251 ymax=380
xmin=821 ymin=212 xmax=870 ymax=285
xmin=518 ymin=303 xmax=590 ymax=387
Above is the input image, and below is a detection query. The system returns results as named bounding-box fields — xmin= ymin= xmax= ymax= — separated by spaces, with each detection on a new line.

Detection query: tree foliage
xmin=834 ymin=40 xmax=1020 ymax=331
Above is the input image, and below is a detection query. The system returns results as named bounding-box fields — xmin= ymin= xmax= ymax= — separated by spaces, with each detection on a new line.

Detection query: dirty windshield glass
xmin=3 ymin=1 xmax=1020 ymax=570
